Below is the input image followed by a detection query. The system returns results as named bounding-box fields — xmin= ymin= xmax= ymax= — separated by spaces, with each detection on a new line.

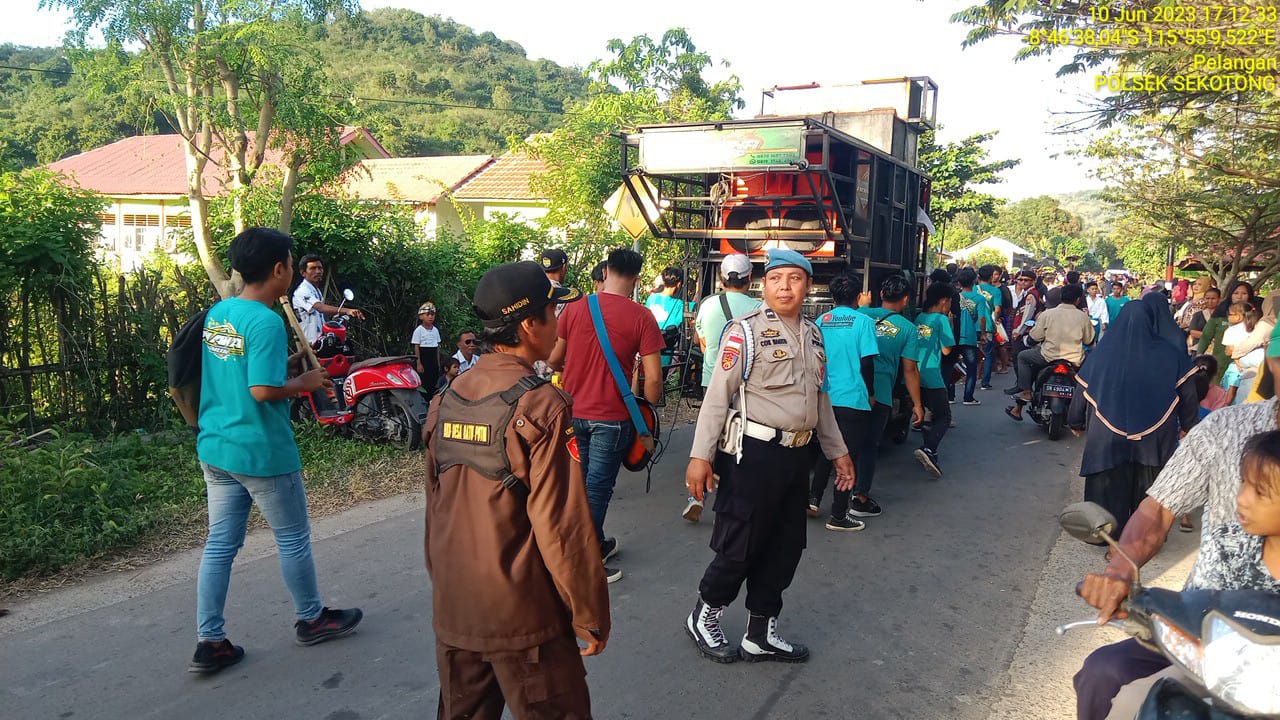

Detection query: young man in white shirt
xmin=1085 ymin=281 xmax=1110 ymax=338
xmin=290 ymin=254 xmax=364 ymax=344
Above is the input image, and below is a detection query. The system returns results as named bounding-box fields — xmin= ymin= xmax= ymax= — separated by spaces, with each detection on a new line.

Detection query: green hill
xmin=0 ymin=8 xmax=590 ymax=168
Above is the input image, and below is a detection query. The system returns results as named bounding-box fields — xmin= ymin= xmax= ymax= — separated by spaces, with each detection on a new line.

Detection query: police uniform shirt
xmin=690 ymin=305 xmax=847 ymax=463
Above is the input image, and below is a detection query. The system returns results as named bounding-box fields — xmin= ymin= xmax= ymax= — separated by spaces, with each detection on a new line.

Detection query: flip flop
xmin=1004 ymin=406 xmax=1023 ymax=422
xmin=1179 ymin=518 xmax=1195 ymax=533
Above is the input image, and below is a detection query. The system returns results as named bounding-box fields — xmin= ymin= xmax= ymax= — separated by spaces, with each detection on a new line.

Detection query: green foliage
xmin=0 ymin=168 xmax=101 ymax=296
xmin=990 ymin=196 xmax=1084 ymax=259
xmin=963 ymin=247 xmax=1008 ymax=270
xmin=917 ymin=128 xmax=1019 ymax=249
xmin=0 ymin=414 xmax=403 ymax=581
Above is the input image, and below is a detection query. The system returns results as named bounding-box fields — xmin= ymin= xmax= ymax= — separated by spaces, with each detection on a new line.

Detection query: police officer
xmin=684 ymin=248 xmax=855 ymax=664
xmin=424 ymin=261 xmax=610 ymax=718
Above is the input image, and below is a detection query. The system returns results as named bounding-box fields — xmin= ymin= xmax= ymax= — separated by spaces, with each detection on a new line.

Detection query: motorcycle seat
xmin=348 ymin=355 xmax=416 ymax=373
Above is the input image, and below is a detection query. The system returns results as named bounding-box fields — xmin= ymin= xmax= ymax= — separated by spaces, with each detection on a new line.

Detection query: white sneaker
xmin=682 ymin=498 xmax=703 ymax=523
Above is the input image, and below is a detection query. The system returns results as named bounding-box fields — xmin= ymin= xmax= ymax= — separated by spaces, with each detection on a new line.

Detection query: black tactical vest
xmin=432 ymin=375 xmax=547 ymax=497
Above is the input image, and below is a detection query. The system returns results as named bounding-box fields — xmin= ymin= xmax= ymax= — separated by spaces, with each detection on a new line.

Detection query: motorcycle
xmin=292 ymin=290 xmax=428 ymax=451
xmin=1057 ymin=502 xmax=1280 ymax=719
xmin=1026 ymin=358 xmax=1078 ymax=441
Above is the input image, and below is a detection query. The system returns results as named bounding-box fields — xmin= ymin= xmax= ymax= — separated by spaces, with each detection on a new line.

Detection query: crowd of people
xmin=192 ymin=227 xmax=1279 ymax=719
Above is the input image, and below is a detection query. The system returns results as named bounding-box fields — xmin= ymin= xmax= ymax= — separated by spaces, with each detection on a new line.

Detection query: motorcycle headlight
xmin=1202 ymin=613 xmax=1280 ymax=716
xmin=1152 ymin=614 xmax=1203 ymax=680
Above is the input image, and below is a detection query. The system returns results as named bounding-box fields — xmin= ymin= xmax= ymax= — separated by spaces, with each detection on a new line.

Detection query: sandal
xmin=1004 ymin=406 xmax=1023 ymax=422
xmin=1179 ymin=517 xmax=1195 ymax=533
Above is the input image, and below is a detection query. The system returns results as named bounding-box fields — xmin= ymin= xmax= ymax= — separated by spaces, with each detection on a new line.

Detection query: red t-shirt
xmin=558 ymin=292 xmax=666 ymax=421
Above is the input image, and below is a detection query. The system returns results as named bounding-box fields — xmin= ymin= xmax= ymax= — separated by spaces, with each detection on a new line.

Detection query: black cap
xmin=474 ymin=261 xmax=581 ymax=328
xmin=539 ymin=248 xmax=568 ymax=272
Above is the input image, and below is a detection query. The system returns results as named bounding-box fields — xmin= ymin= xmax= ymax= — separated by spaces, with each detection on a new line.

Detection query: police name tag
xmin=441 ymin=422 xmax=492 ymax=444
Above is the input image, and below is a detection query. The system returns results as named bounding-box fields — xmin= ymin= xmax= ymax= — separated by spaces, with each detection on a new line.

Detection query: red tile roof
xmin=453 ymin=150 xmax=548 ymax=201
xmin=337 ymin=155 xmax=494 ymax=204
xmin=46 ymin=128 xmax=389 ymax=197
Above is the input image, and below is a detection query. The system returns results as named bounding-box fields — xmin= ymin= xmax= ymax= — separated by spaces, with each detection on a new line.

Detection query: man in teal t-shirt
xmin=913 ymin=283 xmax=957 ymax=478
xmin=956 ymin=267 xmax=989 ymax=405
xmin=1105 ymin=281 xmax=1130 ymax=326
xmin=976 ymin=265 xmax=1002 ymax=390
xmin=189 ymin=227 xmax=362 ymax=676
xmin=851 ymin=274 xmax=924 ymax=518
xmin=692 ymin=255 xmax=761 ymax=388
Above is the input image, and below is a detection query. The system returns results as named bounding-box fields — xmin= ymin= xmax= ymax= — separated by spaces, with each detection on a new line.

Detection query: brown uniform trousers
xmin=436 ymin=634 xmax=591 ymax=720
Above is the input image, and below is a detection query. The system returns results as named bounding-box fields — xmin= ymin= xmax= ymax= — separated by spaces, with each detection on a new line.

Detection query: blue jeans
xmin=953 ymin=345 xmax=980 ymax=401
xmin=572 ymin=419 xmax=634 ymax=543
xmin=196 ymin=462 xmax=322 ymax=641
xmin=980 ymin=336 xmax=996 ymax=387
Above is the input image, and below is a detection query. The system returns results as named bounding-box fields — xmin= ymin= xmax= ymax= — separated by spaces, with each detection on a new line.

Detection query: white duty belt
xmin=742 ymin=419 xmax=813 ymax=448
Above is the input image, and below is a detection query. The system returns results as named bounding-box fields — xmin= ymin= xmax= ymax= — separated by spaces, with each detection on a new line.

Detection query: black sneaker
xmin=740 ymin=615 xmax=809 ymax=663
xmin=914 ymin=448 xmax=942 ymax=479
xmin=980 ymin=384 xmax=993 ymax=391
xmin=962 ymin=399 xmax=981 ymax=406
xmin=600 ymin=537 xmax=619 ymax=562
xmin=849 ymin=496 xmax=882 ymax=518
xmin=188 ymin=639 xmax=244 ymax=674
xmin=295 ymin=607 xmax=363 ymax=646
xmin=825 ymin=514 xmax=865 ymax=532
xmin=686 ymin=598 xmax=737 ymax=663
xmin=806 ymin=497 xmax=821 ymax=518
xmin=604 ymin=565 xmax=622 ymax=584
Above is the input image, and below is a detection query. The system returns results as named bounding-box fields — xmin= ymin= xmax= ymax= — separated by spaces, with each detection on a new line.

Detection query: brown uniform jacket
xmin=690 ymin=305 xmax=847 ymax=463
xmin=423 ymin=352 xmax=610 ymax=652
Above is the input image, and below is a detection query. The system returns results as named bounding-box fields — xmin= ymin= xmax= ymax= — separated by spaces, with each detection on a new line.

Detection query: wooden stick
xmin=278 ymin=297 xmax=338 ymax=406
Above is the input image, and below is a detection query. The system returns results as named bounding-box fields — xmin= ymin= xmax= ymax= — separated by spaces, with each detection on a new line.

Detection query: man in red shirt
xmin=549 ymin=248 xmax=665 ymax=584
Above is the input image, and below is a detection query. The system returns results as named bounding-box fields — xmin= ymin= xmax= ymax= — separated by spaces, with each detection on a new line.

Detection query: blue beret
xmin=763 ymin=248 xmax=813 ymax=277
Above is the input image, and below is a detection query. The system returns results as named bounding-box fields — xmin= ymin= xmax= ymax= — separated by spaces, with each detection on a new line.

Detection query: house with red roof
xmin=46 ymin=127 xmax=389 ymax=269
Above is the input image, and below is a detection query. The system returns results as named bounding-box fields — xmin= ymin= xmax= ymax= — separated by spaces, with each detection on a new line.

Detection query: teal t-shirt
xmin=915 ymin=312 xmax=957 ymax=390
xmin=695 ymin=291 xmax=761 ymax=386
xmin=197 ymin=297 xmax=301 ymax=477
xmin=1105 ymin=295 xmax=1130 ymax=324
xmin=856 ymin=307 xmax=924 ymax=406
xmin=960 ymin=289 xmax=989 ymax=341
xmin=645 ymin=293 xmax=684 ymax=330
xmin=817 ymin=306 xmax=880 ymax=410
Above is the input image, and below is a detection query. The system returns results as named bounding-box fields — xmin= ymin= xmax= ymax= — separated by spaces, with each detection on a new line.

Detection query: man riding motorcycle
xmin=292 ymin=253 xmax=365 ymax=344
xmin=1007 ymin=283 xmax=1093 ymax=422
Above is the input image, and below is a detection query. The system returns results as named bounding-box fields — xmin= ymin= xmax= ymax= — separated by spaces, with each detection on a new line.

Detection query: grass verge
xmin=0 ymin=417 xmax=421 ymax=599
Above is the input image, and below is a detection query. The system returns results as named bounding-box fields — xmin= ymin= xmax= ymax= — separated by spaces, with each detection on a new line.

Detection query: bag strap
xmin=719 ymin=293 xmax=732 ymax=325
xmin=586 ymin=294 xmax=652 ymax=438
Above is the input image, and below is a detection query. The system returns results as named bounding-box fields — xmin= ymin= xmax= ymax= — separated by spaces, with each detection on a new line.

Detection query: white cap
xmin=720 ymin=253 xmax=753 ymax=282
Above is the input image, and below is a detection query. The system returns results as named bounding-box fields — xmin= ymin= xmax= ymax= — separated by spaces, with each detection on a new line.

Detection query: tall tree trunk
xmin=278 ymin=153 xmax=305 ymax=235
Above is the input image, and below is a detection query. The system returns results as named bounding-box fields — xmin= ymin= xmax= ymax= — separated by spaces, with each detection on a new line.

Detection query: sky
xmin=5 ymin=0 xmax=1106 ymax=200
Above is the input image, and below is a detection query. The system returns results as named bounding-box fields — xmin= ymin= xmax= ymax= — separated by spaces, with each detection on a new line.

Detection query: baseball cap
xmin=719 ymin=253 xmax=753 ymax=282
xmin=763 ymin=248 xmax=812 ymax=277
xmin=539 ymin=249 xmax=568 ymax=272
xmin=473 ymin=261 xmax=582 ymax=328
xmin=417 ymin=301 xmax=437 ymax=315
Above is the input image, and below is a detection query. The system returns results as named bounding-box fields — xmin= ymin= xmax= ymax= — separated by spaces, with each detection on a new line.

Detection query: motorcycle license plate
xmin=1042 ymin=383 xmax=1074 ymax=398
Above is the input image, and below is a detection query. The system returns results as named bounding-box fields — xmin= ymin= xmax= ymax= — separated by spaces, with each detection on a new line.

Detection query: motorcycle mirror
xmin=1059 ymin=502 xmax=1118 ymax=545
xmin=343 ymin=288 xmax=354 ymax=302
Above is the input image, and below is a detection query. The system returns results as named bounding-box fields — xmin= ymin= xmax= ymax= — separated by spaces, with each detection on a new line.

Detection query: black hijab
xmin=1077 ymin=293 xmax=1195 ymax=439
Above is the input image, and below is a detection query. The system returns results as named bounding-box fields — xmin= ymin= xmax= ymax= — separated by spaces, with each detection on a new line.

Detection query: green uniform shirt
xmin=1269 ymin=321 xmax=1280 ymax=358
xmin=197 ymin=297 xmax=301 ymax=477
xmin=961 ymin=289 xmax=992 ymax=335
xmin=857 ymin=307 xmax=924 ymax=406
xmin=915 ymin=312 xmax=957 ymax=390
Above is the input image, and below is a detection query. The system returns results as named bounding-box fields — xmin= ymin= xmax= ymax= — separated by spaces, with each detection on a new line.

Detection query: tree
xmin=47 ymin=0 xmax=361 ymax=299
xmin=917 ymin=128 xmax=1019 ymax=251
xmin=520 ymin=28 xmax=743 ymax=281
xmin=990 ymin=196 xmax=1084 ymax=258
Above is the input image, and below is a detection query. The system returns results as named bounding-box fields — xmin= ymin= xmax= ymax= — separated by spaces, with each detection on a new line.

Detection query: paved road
xmin=5 ymin=396 xmax=1098 ymax=720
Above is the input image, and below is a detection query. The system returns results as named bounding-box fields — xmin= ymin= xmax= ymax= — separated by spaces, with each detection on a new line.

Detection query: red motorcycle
xmin=295 ymin=297 xmax=428 ymax=451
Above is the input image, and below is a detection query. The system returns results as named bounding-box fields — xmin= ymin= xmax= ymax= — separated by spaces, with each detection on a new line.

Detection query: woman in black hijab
xmin=1197 ymin=280 xmax=1259 ymax=383
xmin=1068 ymin=293 xmax=1201 ymax=535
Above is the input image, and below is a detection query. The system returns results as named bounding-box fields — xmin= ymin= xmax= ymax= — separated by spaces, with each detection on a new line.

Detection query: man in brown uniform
xmin=424 ymin=261 xmax=610 ymax=718
xmin=685 ymin=248 xmax=856 ymax=664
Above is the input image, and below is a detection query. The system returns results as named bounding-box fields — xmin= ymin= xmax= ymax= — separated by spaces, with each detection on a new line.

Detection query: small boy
xmin=914 ymin=282 xmax=956 ymax=478
xmin=192 ymin=227 xmax=362 ymax=674
xmin=1233 ymin=430 xmax=1280 ymax=588
xmin=435 ymin=355 xmax=461 ymax=393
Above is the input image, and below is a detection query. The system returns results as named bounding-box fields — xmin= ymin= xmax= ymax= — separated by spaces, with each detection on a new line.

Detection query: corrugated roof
xmin=453 ymin=150 xmax=548 ymax=201
xmin=338 ymin=155 xmax=494 ymax=204
xmin=46 ymin=128 xmax=389 ymax=197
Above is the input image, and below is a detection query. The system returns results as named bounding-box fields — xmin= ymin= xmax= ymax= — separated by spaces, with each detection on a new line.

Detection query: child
xmin=1223 ymin=430 xmax=1280 ymax=589
xmin=913 ymin=282 xmax=956 ymax=478
xmin=435 ymin=356 xmax=461 ymax=393
xmin=192 ymin=227 xmax=363 ymax=675
xmin=412 ymin=301 xmax=442 ymax=393
xmin=1222 ymin=302 xmax=1262 ymax=405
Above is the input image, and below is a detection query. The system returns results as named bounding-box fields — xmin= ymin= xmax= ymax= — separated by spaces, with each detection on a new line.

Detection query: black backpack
xmin=167 ymin=309 xmax=209 ymax=428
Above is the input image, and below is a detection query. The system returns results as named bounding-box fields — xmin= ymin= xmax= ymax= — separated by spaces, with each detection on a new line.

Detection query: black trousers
xmin=854 ymin=402 xmax=893 ymax=498
xmin=921 ymin=388 xmax=951 ymax=454
xmin=1084 ymin=463 xmax=1162 ymax=539
xmin=810 ymin=406 xmax=871 ymax=517
xmin=699 ymin=437 xmax=809 ymax=617
xmin=1073 ymin=638 xmax=1169 ymax=720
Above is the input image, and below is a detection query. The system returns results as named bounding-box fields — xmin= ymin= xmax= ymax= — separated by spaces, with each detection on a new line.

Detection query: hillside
xmin=0 ymin=8 xmax=590 ymax=169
